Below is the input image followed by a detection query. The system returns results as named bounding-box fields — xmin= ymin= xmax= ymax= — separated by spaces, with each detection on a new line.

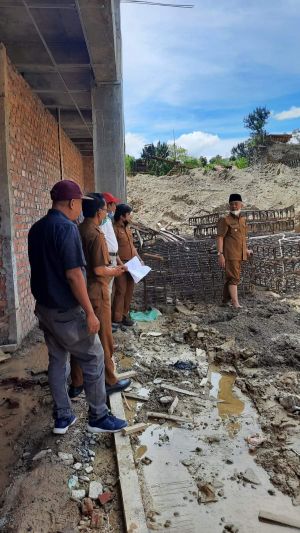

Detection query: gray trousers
xmin=35 ymin=304 xmax=108 ymax=422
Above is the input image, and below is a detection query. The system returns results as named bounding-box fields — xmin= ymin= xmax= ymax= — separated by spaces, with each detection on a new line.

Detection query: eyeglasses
xmin=99 ymin=207 xmax=108 ymax=212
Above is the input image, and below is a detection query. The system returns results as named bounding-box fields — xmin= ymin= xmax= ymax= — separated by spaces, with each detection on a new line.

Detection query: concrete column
xmin=92 ymin=81 xmax=125 ymax=199
xmin=91 ymin=0 xmax=125 ymax=200
xmin=0 ymin=44 xmax=21 ymax=345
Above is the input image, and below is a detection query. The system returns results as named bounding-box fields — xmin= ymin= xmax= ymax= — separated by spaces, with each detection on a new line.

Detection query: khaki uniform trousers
xmin=71 ymin=287 xmax=118 ymax=387
xmin=112 ymin=271 xmax=135 ymax=323
xmin=222 ymin=259 xmax=242 ymax=303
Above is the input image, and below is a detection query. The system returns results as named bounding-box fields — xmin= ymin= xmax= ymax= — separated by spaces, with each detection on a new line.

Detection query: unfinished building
xmin=0 ymin=0 xmax=125 ymax=347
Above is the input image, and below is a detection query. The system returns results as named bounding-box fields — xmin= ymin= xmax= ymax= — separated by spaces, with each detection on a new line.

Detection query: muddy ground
xmin=0 ymin=330 xmax=124 ymax=533
xmin=0 ymin=289 xmax=299 ymax=532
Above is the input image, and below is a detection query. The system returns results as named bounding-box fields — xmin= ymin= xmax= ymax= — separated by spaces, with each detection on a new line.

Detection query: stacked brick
xmin=4 ymin=59 xmax=94 ymax=342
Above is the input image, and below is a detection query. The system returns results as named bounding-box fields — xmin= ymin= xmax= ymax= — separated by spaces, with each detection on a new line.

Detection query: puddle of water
xmin=137 ymin=400 xmax=298 ymax=532
xmin=209 ymin=365 xmax=245 ymax=438
xmin=135 ymin=444 xmax=148 ymax=460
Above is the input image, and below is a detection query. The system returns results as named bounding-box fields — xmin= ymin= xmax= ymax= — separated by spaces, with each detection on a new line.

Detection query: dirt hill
xmin=127 ymin=163 xmax=300 ymax=232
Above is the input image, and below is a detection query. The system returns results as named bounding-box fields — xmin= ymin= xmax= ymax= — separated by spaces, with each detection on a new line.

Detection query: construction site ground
xmin=0 ymin=290 xmax=300 ymax=532
xmin=0 ymin=164 xmax=300 ymax=532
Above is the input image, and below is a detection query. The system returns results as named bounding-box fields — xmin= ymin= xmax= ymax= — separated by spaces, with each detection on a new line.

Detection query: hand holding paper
xmin=125 ymin=256 xmax=151 ymax=283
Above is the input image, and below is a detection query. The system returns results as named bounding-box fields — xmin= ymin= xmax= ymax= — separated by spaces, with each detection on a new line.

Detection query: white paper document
xmin=125 ymin=256 xmax=151 ymax=284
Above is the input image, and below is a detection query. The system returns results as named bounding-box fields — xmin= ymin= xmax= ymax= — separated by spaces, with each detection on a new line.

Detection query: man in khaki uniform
xmin=217 ymin=193 xmax=252 ymax=308
xmin=112 ymin=204 xmax=139 ymax=327
xmin=69 ymin=194 xmax=131 ymax=397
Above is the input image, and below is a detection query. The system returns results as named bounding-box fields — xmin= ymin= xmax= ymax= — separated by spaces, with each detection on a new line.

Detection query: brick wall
xmin=6 ymin=58 xmax=93 ymax=342
xmin=0 ymin=231 xmax=8 ymax=344
xmin=83 ymin=156 xmax=95 ymax=192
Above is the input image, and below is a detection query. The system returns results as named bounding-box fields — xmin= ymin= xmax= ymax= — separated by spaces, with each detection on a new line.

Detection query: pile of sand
xmin=127 ymin=163 xmax=300 ymax=232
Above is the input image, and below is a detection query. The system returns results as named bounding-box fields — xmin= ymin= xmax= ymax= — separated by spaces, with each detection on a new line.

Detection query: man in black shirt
xmin=28 ymin=180 xmax=127 ymax=435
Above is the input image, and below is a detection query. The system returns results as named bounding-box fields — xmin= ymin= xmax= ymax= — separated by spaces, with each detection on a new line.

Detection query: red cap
xmin=102 ymin=192 xmax=121 ymax=205
xmin=50 ymin=180 xmax=91 ymax=201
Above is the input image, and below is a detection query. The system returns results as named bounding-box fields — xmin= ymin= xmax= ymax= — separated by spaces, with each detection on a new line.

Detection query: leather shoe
xmin=122 ymin=317 xmax=134 ymax=327
xmin=68 ymin=385 xmax=84 ymax=399
xmin=106 ymin=378 xmax=131 ymax=396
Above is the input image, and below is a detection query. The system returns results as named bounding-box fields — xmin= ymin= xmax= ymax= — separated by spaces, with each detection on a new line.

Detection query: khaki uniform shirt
xmin=79 ymin=218 xmax=111 ymax=299
xmin=113 ymin=221 xmax=137 ymax=262
xmin=217 ymin=213 xmax=248 ymax=261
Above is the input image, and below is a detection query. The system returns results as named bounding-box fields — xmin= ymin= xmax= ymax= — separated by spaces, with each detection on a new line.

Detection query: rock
xmin=98 ymin=491 xmax=114 ymax=505
xmin=32 ymin=449 xmax=52 ymax=461
xmin=85 ymin=465 xmax=94 ymax=474
xmin=88 ymin=449 xmax=95 ymax=457
xmin=242 ymin=468 xmax=261 ymax=485
xmin=173 ymin=332 xmax=185 ymax=343
xmin=224 ymin=524 xmax=239 ymax=533
xmin=181 ymin=458 xmax=194 ymax=467
xmin=79 ymin=475 xmax=90 ymax=482
xmin=153 ymin=378 xmax=163 ymax=385
xmin=81 ymin=497 xmax=94 ymax=516
xmin=71 ymin=489 xmax=86 ymax=500
xmin=159 ymin=396 xmax=173 ymax=405
xmin=58 ymin=452 xmax=74 ymax=465
xmin=89 ymin=480 xmax=103 ymax=499
xmin=68 ymin=475 xmax=79 ymax=490
xmin=73 ymin=462 xmax=83 ymax=471
xmin=196 ymin=348 xmax=206 ymax=358
xmin=141 ymin=456 xmax=152 ymax=465
xmin=292 ymin=493 xmax=300 ymax=506
xmin=90 ymin=510 xmax=103 ymax=529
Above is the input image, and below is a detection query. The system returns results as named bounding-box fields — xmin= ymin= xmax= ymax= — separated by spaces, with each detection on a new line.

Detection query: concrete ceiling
xmin=0 ymin=0 xmax=119 ymax=156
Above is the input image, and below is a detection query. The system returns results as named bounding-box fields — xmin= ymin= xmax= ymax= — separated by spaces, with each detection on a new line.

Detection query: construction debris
xmin=122 ymin=423 xmax=148 ymax=436
xmin=147 ymin=411 xmax=193 ymax=423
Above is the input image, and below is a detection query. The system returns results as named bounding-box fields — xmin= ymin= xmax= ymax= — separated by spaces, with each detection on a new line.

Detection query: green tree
xmin=168 ymin=143 xmax=188 ymax=161
xmin=209 ymin=154 xmax=223 ymax=165
xmin=243 ymin=106 xmax=270 ymax=144
xmin=140 ymin=141 xmax=173 ymax=176
xmin=198 ymin=156 xmax=208 ymax=167
xmin=125 ymin=154 xmax=136 ymax=176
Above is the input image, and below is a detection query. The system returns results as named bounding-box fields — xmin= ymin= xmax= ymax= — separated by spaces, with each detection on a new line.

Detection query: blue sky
xmin=121 ymin=0 xmax=300 ymax=158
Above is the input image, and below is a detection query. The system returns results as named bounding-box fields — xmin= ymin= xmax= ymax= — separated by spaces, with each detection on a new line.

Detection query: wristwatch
xmin=217 ymin=252 xmax=223 ymax=256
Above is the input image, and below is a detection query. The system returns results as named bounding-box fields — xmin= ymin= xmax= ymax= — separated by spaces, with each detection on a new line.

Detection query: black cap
xmin=229 ymin=193 xmax=242 ymax=203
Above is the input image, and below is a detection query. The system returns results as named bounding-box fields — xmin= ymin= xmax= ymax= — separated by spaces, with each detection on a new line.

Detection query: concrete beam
xmin=0 ymin=44 xmax=21 ymax=344
xmin=76 ymin=0 xmax=117 ymax=82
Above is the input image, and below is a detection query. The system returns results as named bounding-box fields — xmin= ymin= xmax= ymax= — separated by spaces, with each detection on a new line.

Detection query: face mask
xmin=230 ymin=210 xmax=241 ymax=217
xmin=108 ymin=212 xmax=114 ymax=220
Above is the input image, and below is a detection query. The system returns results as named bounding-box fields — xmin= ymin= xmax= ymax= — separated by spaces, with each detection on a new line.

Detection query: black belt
xmin=109 ymin=252 xmax=118 ymax=256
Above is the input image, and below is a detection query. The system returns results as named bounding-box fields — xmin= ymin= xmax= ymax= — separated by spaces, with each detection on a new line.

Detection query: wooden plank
xmin=168 ymin=396 xmax=178 ymax=415
xmin=0 ymin=351 xmax=11 ymax=363
xmin=109 ymin=393 xmax=148 ymax=533
xmin=161 ymin=383 xmax=200 ymax=397
xmin=147 ymin=411 xmax=193 ymax=423
xmin=122 ymin=423 xmax=148 ymax=436
xmin=124 ymin=393 xmax=149 ymax=402
xmin=0 ymin=344 xmax=18 ymax=353
xmin=117 ymin=370 xmax=137 ymax=379
xmin=258 ymin=510 xmax=300 ymax=529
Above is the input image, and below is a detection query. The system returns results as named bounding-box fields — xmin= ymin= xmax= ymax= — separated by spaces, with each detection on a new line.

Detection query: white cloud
xmin=274 ymin=106 xmax=300 ymax=120
xmin=168 ymin=131 xmax=245 ymax=159
xmin=125 ymin=132 xmax=146 ymax=157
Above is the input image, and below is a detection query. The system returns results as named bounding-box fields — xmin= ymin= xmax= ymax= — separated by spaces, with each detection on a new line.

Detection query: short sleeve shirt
xmin=217 ymin=213 xmax=248 ymax=260
xmin=28 ymin=209 xmax=86 ymax=309
xmin=79 ymin=218 xmax=111 ymax=299
xmin=113 ymin=221 xmax=136 ymax=261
